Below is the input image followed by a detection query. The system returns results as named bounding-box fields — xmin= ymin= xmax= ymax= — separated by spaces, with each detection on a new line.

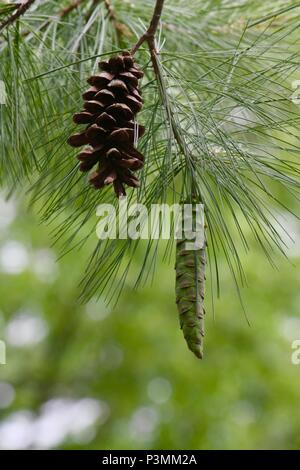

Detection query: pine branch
xmin=131 ymin=0 xmax=165 ymax=55
xmin=130 ymin=0 xmax=206 ymax=358
xmin=130 ymin=1 xmax=192 ymax=184
xmin=0 ymin=0 xmax=36 ymax=33
xmin=2 ymin=0 xmax=299 ymax=352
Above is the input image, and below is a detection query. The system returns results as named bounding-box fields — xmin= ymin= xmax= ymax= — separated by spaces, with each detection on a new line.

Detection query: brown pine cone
xmin=68 ymin=51 xmax=145 ymax=197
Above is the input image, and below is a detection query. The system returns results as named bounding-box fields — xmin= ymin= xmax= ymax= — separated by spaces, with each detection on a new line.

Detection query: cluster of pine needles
xmin=0 ymin=0 xmax=300 ymax=357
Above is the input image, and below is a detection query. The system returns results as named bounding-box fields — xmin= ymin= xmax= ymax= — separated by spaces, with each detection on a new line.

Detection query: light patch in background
xmin=0 ymin=340 xmax=6 ymax=365
xmin=5 ymin=310 xmax=48 ymax=347
xmin=31 ymin=249 xmax=58 ymax=283
xmin=0 ymin=241 xmax=29 ymax=274
xmin=0 ymin=239 xmax=58 ymax=281
xmin=85 ymin=297 xmax=112 ymax=321
xmin=0 ymin=194 xmax=17 ymax=230
xmin=147 ymin=377 xmax=172 ymax=405
xmin=34 ymin=398 xmax=109 ymax=449
xmin=223 ymin=106 xmax=262 ymax=133
xmin=100 ymin=342 xmax=124 ymax=370
xmin=231 ymin=401 xmax=258 ymax=426
xmin=280 ymin=316 xmax=300 ymax=341
xmin=0 ymin=397 xmax=109 ymax=449
xmin=275 ymin=212 xmax=300 ymax=258
xmin=0 ymin=80 xmax=6 ymax=105
xmin=0 ymin=411 xmax=35 ymax=450
xmin=0 ymin=383 xmax=16 ymax=409
xmin=129 ymin=406 xmax=159 ymax=443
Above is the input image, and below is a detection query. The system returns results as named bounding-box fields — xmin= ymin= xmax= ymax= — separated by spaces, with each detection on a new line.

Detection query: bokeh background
xmin=0 ymin=188 xmax=300 ymax=450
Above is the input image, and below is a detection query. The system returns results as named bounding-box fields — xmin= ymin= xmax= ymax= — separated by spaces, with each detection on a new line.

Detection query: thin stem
xmin=131 ymin=0 xmax=199 ymax=199
xmin=103 ymin=0 xmax=122 ymax=43
xmin=0 ymin=0 xmax=36 ymax=34
xmin=149 ymin=46 xmax=199 ymax=198
xmin=61 ymin=0 xmax=85 ymax=18
xmin=104 ymin=0 xmax=117 ymax=23
xmin=147 ymin=0 xmax=165 ymax=37
xmin=131 ymin=0 xmax=165 ymax=54
xmin=2 ymin=0 xmax=88 ymax=44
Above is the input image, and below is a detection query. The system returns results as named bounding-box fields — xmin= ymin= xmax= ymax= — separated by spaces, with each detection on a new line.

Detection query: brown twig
xmin=0 ymin=0 xmax=36 ymax=34
xmin=130 ymin=1 xmax=185 ymax=158
xmin=9 ymin=0 xmax=88 ymax=42
xmin=104 ymin=0 xmax=121 ymax=38
xmin=131 ymin=0 xmax=165 ymax=55
xmin=104 ymin=0 xmax=117 ymax=24
xmin=132 ymin=0 xmax=198 ymax=194
xmin=130 ymin=1 xmax=178 ymax=149
xmin=131 ymin=0 xmax=189 ymax=153
xmin=60 ymin=0 xmax=85 ymax=18
xmin=103 ymin=0 xmax=132 ymax=43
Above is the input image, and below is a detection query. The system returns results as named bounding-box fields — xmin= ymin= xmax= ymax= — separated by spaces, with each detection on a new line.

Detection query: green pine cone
xmin=175 ymin=218 xmax=206 ymax=359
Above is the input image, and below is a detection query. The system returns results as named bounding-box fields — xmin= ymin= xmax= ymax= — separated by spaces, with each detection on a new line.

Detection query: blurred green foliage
xmin=0 ymin=0 xmax=300 ymax=452
xmin=0 ymin=190 xmax=300 ymax=450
